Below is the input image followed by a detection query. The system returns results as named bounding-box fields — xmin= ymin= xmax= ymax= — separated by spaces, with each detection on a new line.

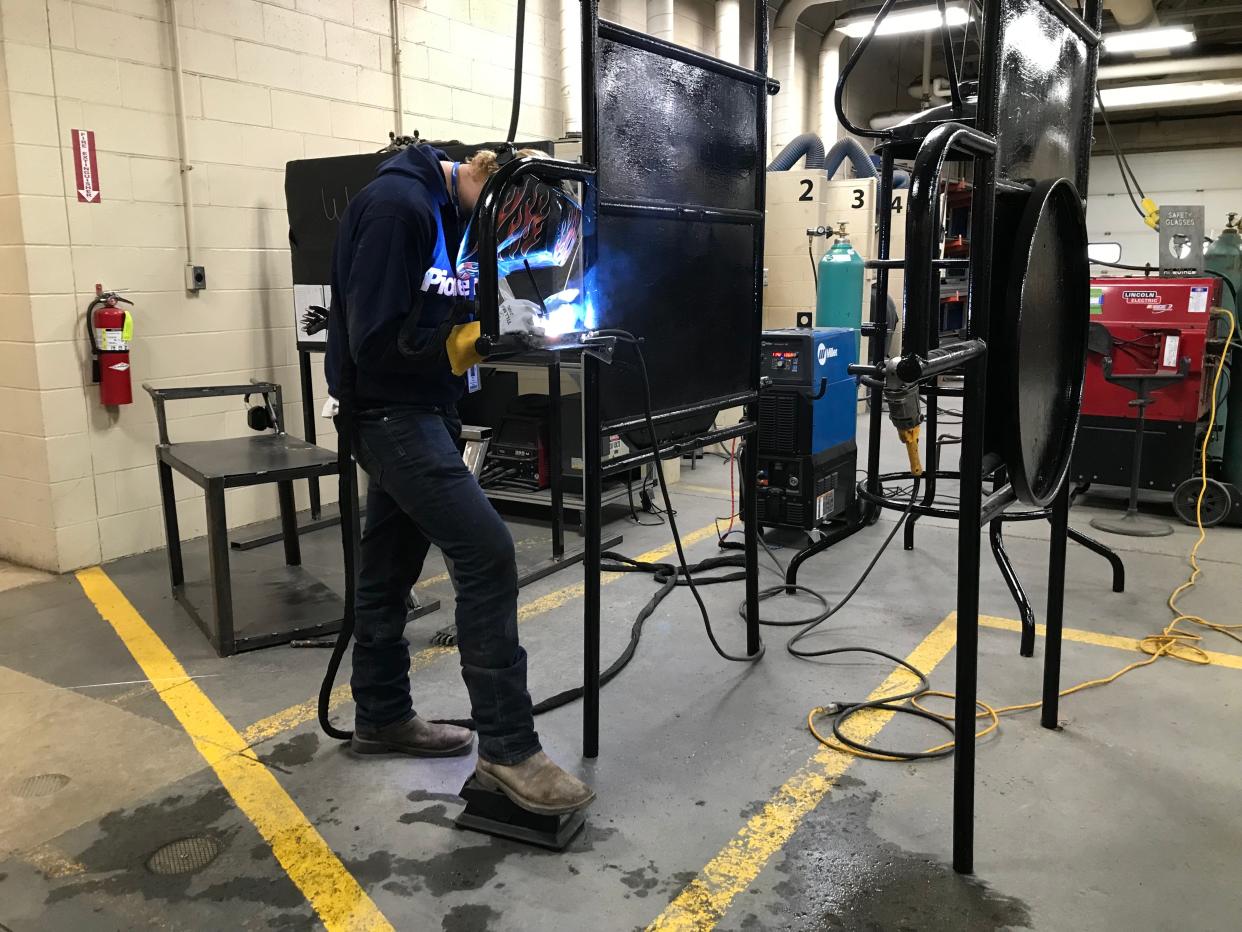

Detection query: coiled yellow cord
xmin=810 ymin=308 xmax=1238 ymax=759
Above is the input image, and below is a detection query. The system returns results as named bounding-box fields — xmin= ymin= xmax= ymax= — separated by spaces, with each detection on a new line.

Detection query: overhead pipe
xmin=817 ymin=30 xmax=844 ymax=145
xmin=768 ymin=132 xmax=825 ymax=170
xmin=768 ymin=135 xmax=879 ymax=182
xmin=560 ymin=0 xmax=581 ymax=135
xmin=716 ymin=0 xmax=741 ymax=65
xmin=391 ymin=0 xmax=403 ymax=133
xmin=822 ymin=137 xmax=877 ymax=179
xmin=166 ymin=0 xmax=197 ymax=281
xmin=921 ymin=32 xmax=933 ymax=102
xmin=1105 ymin=0 xmax=1156 ymax=28
xmin=773 ymin=0 xmax=840 ymax=152
xmin=646 ymin=0 xmax=675 ymax=41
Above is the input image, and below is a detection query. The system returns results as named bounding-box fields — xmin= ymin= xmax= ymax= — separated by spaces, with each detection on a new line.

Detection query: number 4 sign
xmin=71 ymin=128 xmax=101 ymax=203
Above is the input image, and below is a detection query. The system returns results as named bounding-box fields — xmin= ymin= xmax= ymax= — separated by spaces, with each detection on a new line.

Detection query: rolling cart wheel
xmin=1172 ymin=477 xmax=1231 ymax=528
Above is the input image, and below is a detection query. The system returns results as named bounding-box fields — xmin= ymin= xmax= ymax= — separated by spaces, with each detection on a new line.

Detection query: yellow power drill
xmin=883 ymin=367 xmax=924 ymax=477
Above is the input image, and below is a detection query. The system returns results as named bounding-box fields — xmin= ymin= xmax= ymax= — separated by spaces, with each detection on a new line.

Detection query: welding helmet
xmin=456 ymin=166 xmax=582 ymax=286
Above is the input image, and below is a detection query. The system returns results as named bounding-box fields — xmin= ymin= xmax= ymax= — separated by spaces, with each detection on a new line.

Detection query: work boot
xmin=351 ymin=714 xmax=474 ymax=757
xmin=475 ymin=751 xmax=595 ymax=815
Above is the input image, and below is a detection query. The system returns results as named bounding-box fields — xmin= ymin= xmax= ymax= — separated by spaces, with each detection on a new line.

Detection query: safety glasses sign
xmin=71 ymin=129 xmax=100 ymax=203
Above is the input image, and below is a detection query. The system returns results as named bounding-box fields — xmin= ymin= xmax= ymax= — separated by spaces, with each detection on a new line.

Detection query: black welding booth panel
xmin=284 ymin=140 xmax=554 ymax=287
xmin=591 ymin=27 xmax=765 ymax=431
xmin=595 ymin=216 xmax=756 ymax=425
xmin=595 ymin=38 xmax=761 ymax=212
xmin=987 ymin=0 xmax=1096 ymax=195
xmin=285 ymin=152 xmax=388 ymax=287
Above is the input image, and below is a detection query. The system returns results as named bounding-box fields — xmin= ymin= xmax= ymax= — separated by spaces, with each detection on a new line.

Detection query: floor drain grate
xmin=145 ymin=835 xmax=221 ymax=876
xmin=13 ymin=773 xmax=70 ymax=799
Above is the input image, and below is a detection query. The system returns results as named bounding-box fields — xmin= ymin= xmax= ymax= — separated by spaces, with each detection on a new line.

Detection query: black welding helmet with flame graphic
xmin=455 ymin=169 xmax=582 ymax=287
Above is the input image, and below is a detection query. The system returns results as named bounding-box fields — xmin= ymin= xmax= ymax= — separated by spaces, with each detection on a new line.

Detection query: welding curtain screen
xmin=593 ymin=28 xmax=764 ymax=429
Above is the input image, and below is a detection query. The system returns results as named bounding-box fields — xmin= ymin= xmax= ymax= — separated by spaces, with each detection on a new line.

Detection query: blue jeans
xmin=349 ymin=403 xmax=541 ymax=766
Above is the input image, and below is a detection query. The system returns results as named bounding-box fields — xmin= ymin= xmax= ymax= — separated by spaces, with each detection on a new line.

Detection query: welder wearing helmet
xmin=325 ymin=143 xmax=594 ymax=816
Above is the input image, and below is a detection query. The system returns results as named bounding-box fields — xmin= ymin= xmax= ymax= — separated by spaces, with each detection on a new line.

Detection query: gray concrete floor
xmin=1 ymin=413 xmax=1241 ymax=931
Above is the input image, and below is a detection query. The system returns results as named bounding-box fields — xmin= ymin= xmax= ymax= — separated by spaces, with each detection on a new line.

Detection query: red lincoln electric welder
xmin=1071 ymin=275 xmax=1239 ymax=523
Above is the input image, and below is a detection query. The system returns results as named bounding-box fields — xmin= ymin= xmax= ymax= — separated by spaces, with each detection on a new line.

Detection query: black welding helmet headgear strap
xmin=494 ymin=142 xmax=517 ymax=167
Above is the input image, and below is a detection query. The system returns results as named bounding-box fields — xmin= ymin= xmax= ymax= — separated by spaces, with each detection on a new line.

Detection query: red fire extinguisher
xmin=87 ymin=286 xmax=134 ymax=406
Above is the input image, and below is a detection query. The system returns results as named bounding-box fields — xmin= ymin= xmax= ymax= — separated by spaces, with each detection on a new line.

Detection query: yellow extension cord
xmin=810 ymin=308 xmax=1240 ymax=761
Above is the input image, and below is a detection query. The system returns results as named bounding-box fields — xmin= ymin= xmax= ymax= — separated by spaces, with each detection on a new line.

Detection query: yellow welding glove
xmin=446 ymin=320 xmax=485 ymax=376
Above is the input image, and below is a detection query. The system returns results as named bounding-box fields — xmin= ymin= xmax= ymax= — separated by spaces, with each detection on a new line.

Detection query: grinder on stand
xmin=883 ymin=363 xmax=925 ymax=477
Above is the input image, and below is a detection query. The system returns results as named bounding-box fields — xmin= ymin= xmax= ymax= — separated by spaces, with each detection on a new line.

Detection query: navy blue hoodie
xmin=325 ymin=144 xmax=473 ymax=408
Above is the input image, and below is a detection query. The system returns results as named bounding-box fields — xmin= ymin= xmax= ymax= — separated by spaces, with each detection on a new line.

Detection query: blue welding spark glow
xmin=527 ymin=266 xmax=600 ymax=338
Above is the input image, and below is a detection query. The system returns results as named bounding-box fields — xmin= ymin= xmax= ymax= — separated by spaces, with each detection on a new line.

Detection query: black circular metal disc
xmin=1003 ymin=179 xmax=1090 ymax=507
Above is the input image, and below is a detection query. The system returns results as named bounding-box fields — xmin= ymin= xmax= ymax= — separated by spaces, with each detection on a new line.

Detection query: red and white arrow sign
xmin=71 ymin=128 xmax=100 ymax=203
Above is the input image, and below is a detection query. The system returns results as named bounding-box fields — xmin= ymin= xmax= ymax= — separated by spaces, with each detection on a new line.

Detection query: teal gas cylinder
xmin=816 ymin=223 xmax=865 ymax=358
xmin=1207 ymin=212 xmax=1242 ymax=486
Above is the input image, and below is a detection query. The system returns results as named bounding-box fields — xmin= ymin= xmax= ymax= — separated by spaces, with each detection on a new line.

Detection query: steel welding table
xmin=145 ymin=382 xmax=344 ymax=657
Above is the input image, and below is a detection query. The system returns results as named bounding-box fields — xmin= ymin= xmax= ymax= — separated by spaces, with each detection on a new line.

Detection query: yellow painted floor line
xmin=76 ymin=567 xmax=393 ymax=932
xmin=978 ymin=614 xmax=1242 ymax=671
xmin=651 ymin=610 xmax=1242 ymax=931
xmin=646 ymin=613 xmax=960 ymax=932
xmin=242 ymin=646 xmax=454 ymax=747
xmin=241 ymin=521 xmax=722 ymax=746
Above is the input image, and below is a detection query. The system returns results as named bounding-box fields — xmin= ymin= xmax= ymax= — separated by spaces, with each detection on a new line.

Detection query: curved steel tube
xmin=990 ymin=518 xmax=1036 ymax=657
xmin=833 ymin=0 xmax=902 ymax=140
xmin=1067 ymin=526 xmax=1126 ymax=593
xmin=474 ymin=155 xmax=596 ymax=338
xmin=903 ymin=121 xmax=997 ymax=364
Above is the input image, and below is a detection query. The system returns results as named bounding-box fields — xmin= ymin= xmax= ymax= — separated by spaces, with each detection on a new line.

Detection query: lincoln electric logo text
xmin=421 ymin=266 xmax=475 ymax=298
xmin=1123 ymin=290 xmax=1159 ymax=303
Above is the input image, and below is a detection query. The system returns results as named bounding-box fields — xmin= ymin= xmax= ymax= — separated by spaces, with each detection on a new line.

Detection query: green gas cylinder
xmin=1207 ymin=212 xmax=1242 ymax=487
xmin=816 ymin=223 xmax=865 ymax=358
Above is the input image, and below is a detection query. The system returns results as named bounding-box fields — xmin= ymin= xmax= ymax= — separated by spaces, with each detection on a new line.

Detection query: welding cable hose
xmin=320 ymin=351 xmax=362 ymax=741
xmin=592 ymin=328 xmax=766 ymax=663
xmin=730 ymin=478 xmax=975 ymax=761
xmin=806 ymin=309 xmax=1242 ymax=763
xmin=317 ymin=329 xmax=764 ymax=741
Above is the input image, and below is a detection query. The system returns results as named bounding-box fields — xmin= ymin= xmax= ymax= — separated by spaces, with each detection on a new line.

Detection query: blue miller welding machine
xmin=754 ymin=327 xmax=858 ymax=530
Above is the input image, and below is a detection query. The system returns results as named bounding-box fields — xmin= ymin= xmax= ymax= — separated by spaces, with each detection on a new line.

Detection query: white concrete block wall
xmin=0 ymin=0 xmax=824 ymax=571
xmin=1087 ymin=148 xmax=1242 ymax=269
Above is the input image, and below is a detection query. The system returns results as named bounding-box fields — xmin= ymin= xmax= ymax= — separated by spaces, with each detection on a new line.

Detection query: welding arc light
xmin=835 ymin=3 xmax=969 ymax=39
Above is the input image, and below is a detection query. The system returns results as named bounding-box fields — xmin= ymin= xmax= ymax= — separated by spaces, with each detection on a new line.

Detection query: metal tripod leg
xmin=1067 ymin=525 xmax=1125 ymax=593
xmin=1041 ymin=482 xmax=1071 ymax=729
xmin=989 ymin=519 xmax=1035 ymax=658
xmin=952 ymin=358 xmax=986 ymax=876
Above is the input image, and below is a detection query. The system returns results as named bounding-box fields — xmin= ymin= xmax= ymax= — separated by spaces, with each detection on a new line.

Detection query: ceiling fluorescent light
xmin=836 ymin=4 xmax=970 ymax=39
xmin=1102 ymin=26 xmax=1196 ymax=54
xmin=1098 ymin=80 xmax=1242 ymax=110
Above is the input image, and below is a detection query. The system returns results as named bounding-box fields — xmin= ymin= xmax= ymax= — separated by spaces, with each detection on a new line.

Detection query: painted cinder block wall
xmin=0 ymin=0 xmax=822 ymax=572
